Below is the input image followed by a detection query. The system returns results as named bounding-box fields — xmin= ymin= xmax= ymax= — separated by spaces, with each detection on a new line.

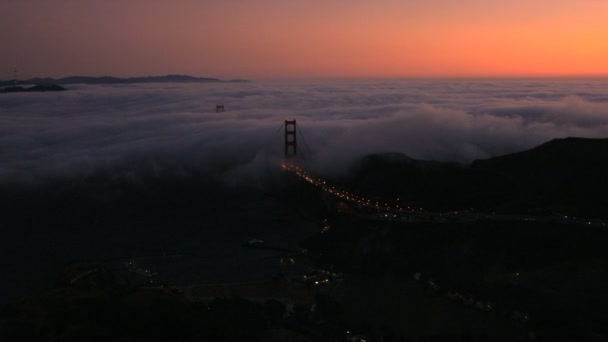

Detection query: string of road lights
xmin=281 ymin=162 xmax=425 ymax=216
xmin=282 ymin=162 xmax=608 ymax=228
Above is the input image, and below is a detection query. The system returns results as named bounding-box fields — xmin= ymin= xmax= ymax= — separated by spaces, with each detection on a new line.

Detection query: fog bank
xmin=2 ymin=79 xmax=608 ymax=184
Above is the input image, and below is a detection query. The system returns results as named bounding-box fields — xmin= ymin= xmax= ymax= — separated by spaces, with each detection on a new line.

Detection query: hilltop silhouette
xmin=0 ymin=84 xmax=67 ymax=93
xmin=0 ymin=75 xmax=249 ymax=87
xmin=346 ymin=137 xmax=608 ymax=217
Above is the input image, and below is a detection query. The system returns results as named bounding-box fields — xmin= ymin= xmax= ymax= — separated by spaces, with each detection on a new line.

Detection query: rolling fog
xmin=2 ymin=79 xmax=608 ymax=184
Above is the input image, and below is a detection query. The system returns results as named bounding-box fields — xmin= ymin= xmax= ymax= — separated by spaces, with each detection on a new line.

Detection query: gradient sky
xmin=1 ymin=0 xmax=607 ymax=79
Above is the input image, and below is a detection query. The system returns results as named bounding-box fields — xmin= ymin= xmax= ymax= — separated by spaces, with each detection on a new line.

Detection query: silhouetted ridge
xmin=0 ymin=84 xmax=66 ymax=93
xmin=359 ymin=152 xmax=414 ymax=166
xmin=0 ymin=75 xmax=250 ymax=86
xmin=472 ymin=137 xmax=608 ymax=169
xmin=346 ymin=137 xmax=608 ymax=216
xmin=347 ymin=152 xmax=482 ymax=210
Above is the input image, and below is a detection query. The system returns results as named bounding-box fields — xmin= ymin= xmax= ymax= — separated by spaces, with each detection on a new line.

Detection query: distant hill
xmin=346 ymin=137 xmax=608 ymax=217
xmin=0 ymin=84 xmax=67 ymax=93
xmin=472 ymin=137 xmax=608 ymax=170
xmin=0 ymin=75 xmax=250 ymax=87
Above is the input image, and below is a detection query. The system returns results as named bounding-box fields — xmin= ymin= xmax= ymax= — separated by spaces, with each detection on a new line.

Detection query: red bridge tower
xmin=285 ymin=120 xmax=297 ymax=159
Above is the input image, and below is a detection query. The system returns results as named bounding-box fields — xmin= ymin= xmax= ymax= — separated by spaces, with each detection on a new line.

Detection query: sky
xmin=1 ymin=0 xmax=608 ymax=80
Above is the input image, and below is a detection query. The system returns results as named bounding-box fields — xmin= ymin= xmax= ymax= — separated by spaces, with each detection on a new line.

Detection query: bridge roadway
xmin=281 ymin=162 xmax=608 ymax=228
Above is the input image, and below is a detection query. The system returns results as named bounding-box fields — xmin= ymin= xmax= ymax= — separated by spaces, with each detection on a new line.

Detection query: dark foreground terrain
xmin=301 ymin=215 xmax=608 ymax=341
xmin=2 ymin=137 xmax=608 ymax=341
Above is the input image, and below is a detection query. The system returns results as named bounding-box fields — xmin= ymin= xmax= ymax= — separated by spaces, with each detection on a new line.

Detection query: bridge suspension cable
xmin=296 ymin=125 xmax=314 ymax=160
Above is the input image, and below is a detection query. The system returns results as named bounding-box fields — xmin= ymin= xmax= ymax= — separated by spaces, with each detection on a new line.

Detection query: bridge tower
xmin=285 ymin=119 xmax=297 ymax=159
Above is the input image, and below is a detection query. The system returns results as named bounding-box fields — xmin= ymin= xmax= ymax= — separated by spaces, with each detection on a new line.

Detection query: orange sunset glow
xmin=1 ymin=0 xmax=607 ymax=79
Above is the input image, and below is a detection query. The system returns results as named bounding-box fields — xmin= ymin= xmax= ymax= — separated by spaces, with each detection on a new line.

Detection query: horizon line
xmin=5 ymin=73 xmax=608 ymax=83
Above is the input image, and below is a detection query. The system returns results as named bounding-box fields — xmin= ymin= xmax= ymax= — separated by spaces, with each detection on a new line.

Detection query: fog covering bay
xmin=2 ymin=79 xmax=608 ymax=305
xmin=2 ymin=79 xmax=608 ymax=184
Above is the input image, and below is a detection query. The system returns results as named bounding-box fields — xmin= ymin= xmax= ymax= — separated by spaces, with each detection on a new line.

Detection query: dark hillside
xmin=345 ymin=137 xmax=608 ymax=217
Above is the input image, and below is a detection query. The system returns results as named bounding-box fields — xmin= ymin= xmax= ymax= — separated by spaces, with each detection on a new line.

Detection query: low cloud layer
xmin=2 ymin=79 xmax=608 ymax=184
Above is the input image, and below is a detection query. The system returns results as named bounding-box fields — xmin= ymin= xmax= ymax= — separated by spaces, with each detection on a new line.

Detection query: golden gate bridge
xmin=278 ymin=119 xmax=434 ymax=223
xmin=277 ymin=119 xmax=608 ymax=226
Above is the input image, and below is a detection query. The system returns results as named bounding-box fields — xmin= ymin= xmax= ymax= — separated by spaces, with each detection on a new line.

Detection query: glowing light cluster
xmin=281 ymin=162 xmax=421 ymax=216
